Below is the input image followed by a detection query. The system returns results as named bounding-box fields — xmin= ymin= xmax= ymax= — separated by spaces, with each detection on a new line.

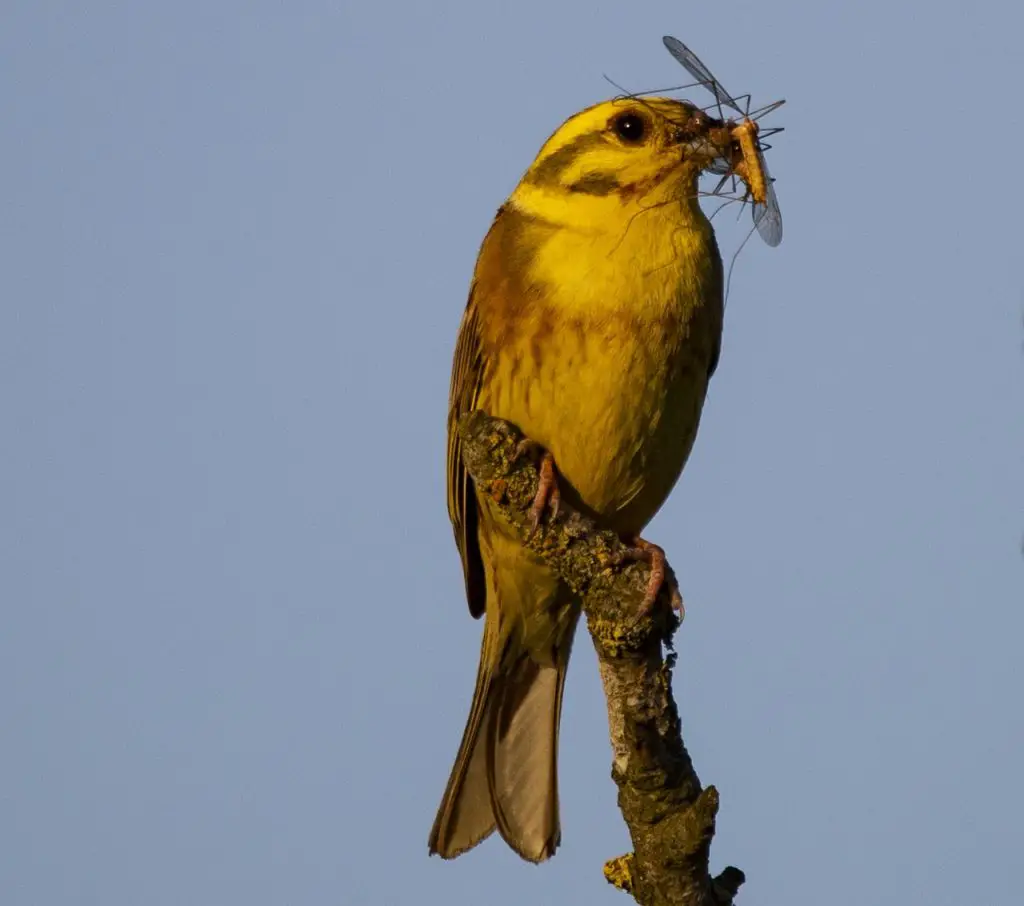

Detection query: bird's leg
xmin=615 ymin=536 xmax=684 ymax=618
xmin=513 ymin=440 xmax=561 ymax=536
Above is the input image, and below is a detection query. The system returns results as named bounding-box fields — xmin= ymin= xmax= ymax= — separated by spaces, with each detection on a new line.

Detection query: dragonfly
xmin=663 ymin=35 xmax=784 ymax=247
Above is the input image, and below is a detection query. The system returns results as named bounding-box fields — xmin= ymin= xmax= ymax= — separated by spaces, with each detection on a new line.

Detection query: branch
xmin=458 ymin=410 xmax=744 ymax=906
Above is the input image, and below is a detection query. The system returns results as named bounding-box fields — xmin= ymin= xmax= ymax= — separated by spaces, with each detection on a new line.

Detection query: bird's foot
xmin=513 ymin=440 xmax=561 ymax=537
xmin=615 ymin=536 xmax=684 ymax=619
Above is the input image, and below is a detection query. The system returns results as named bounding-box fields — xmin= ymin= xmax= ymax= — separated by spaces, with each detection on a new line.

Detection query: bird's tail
xmin=428 ymin=633 xmax=568 ymax=863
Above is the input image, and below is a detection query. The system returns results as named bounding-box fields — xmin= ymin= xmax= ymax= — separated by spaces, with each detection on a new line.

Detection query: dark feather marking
xmin=447 ymin=293 xmax=487 ymax=618
xmin=526 ymin=133 xmax=608 ymax=187
xmin=567 ymin=173 xmax=622 ymax=195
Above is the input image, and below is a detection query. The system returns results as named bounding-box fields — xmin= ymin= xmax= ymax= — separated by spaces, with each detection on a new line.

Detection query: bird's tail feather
xmin=428 ymin=636 xmax=566 ymax=862
xmin=428 ymin=631 xmax=500 ymax=859
xmin=489 ymin=651 xmax=565 ymax=862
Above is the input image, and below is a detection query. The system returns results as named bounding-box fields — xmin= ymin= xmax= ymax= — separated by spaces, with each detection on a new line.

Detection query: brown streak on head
xmin=567 ymin=173 xmax=622 ymax=195
xmin=526 ymin=133 xmax=609 ymax=187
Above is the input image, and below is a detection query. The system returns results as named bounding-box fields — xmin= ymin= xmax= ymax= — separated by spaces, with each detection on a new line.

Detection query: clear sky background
xmin=3 ymin=2 xmax=1022 ymax=905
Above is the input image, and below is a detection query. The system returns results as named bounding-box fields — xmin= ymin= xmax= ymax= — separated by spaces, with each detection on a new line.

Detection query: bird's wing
xmin=447 ymin=288 xmax=488 ymax=618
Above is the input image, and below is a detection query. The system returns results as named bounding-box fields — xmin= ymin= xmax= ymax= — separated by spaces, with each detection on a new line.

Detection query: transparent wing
xmin=664 ymin=35 xmax=783 ymax=246
xmin=662 ymin=35 xmax=745 ymax=117
xmin=752 ymin=153 xmax=783 ymax=247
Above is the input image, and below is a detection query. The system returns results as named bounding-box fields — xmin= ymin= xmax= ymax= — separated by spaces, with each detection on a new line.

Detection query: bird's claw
xmin=615 ymin=537 xmax=684 ymax=619
xmin=513 ymin=441 xmax=561 ymax=537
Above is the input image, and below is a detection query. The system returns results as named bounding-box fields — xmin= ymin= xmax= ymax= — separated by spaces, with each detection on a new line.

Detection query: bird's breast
xmin=470 ymin=202 xmax=723 ymax=533
xmin=479 ymin=297 xmax=718 ymax=534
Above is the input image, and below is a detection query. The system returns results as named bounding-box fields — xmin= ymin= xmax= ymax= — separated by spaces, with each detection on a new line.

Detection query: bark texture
xmin=458 ymin=410 xmax=745 ymax=906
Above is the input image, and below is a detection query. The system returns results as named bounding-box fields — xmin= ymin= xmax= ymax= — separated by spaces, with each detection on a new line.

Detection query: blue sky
xmin=3 ymin=2 xmax=1022 ymax=905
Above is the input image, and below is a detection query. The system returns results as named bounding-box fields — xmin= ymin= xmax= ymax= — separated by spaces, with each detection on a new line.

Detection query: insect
xmin=663 ymin=35 xmax=784 ymax=247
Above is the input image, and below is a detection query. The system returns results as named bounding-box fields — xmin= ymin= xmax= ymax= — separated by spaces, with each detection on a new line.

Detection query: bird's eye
xmin=692 ymin=112 xmax=706 ymax=130
xmin=612 ymin=112 xmax=647 ymax=143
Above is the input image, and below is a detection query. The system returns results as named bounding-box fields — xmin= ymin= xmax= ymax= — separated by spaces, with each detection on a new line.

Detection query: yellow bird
xmin=430 ymin=97 xmax=733 ymax=862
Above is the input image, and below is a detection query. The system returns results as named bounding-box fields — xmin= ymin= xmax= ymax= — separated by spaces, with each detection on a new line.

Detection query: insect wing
xmin=664 ymin=34 xmax=783 ymax=246
xmin=752 ymin=152 xmax=783 ymax=247
xmin=662 ymin=36 xmax=744 ymax=117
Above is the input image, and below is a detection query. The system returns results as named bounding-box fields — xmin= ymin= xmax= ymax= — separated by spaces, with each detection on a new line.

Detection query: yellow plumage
xmin=430 ymin=97 xmax=727 ymax=862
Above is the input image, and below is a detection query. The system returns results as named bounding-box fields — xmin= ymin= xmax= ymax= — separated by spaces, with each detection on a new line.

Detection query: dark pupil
xmin=615 ymin=113 xmax=645 ymax=142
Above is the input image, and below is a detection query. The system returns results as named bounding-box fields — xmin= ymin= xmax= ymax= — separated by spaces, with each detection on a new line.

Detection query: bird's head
xmin=510 ymin=97 xmax=735 ymax=228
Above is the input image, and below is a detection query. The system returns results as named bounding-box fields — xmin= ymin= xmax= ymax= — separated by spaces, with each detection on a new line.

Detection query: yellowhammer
xmin=430 ymin=94 xmax=748 ymax=862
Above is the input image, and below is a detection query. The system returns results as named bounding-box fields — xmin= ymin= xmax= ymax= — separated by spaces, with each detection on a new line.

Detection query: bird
xmin=429 ymin=96 xmax=731 ymax=863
